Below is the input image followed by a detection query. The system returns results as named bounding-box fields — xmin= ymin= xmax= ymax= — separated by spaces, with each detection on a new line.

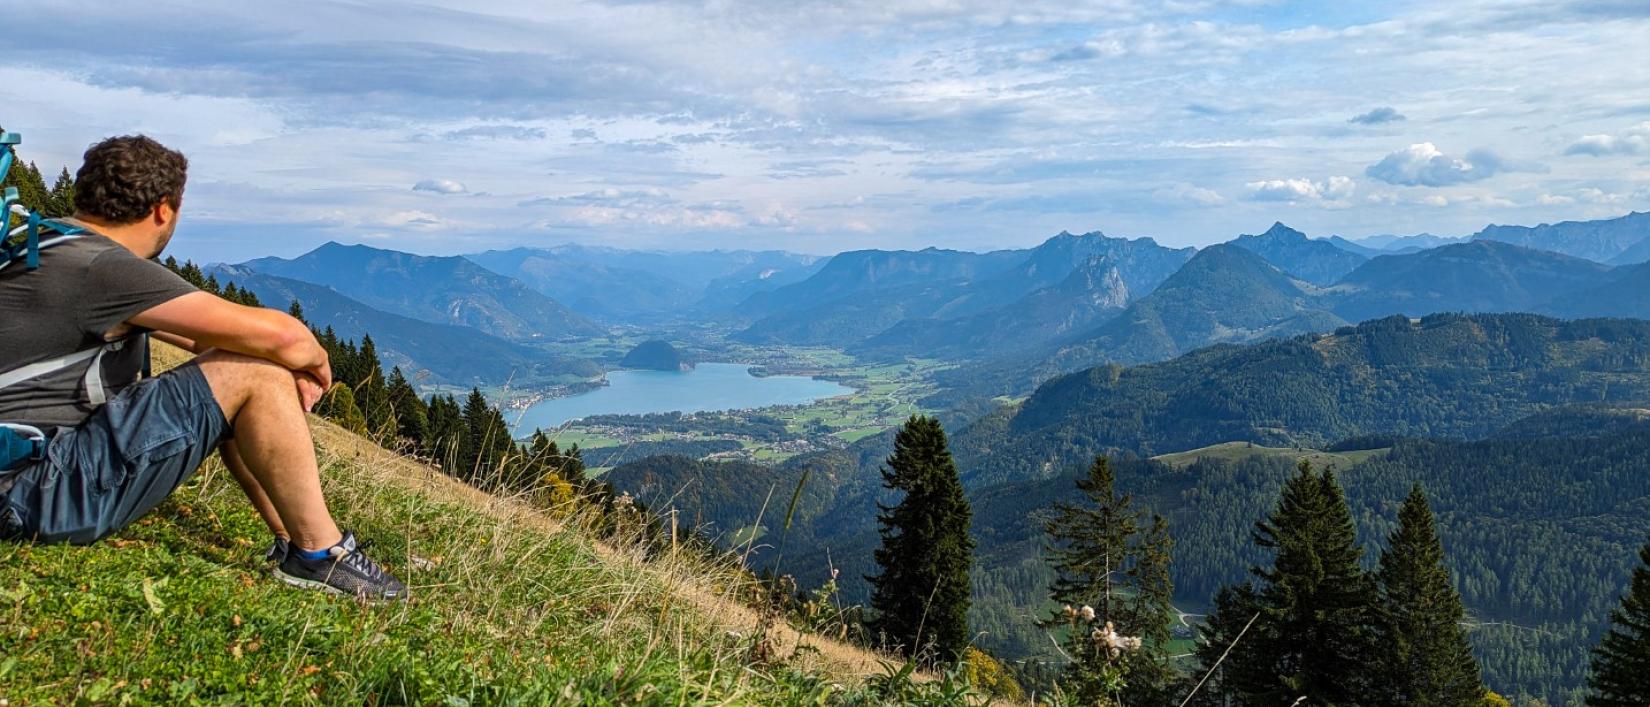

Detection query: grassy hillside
xmin=0 ymin=347 xmax=924 ymax=704
xmin=1148 ymin=441 xmax=1387 ymax=470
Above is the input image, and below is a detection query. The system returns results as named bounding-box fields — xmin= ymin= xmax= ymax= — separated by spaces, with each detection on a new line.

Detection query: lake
xmin=510 ymin=362 xmax=854 ymax=431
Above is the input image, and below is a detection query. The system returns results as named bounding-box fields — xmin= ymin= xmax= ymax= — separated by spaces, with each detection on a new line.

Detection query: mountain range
xmin=735 ymin=232 xmax=1193 ymax=348
xmin=212 ymin=266 xmax=599 ymax=385
xmin=241 ymin=242 xmax=603 ymax=341
xmin=850 ymin=255 xmax=1131 ymax=361
xmin=466 ymin=245 xmax=823 ymax=321
xmin=1472 ymin=210 xmax=1650 ymax=264
xmin=1229 ymin=222 xmax=1367 ymax=284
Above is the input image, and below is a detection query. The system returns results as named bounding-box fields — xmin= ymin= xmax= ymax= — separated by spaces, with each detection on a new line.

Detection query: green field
xmin=545 ymin=352 xmax=948 ymax=467
xmin=1150 ymin=441 xmax=1391 ymax=471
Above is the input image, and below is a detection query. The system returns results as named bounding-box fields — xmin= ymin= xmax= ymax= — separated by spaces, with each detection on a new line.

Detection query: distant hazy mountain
xmin=852 ymin=255 xmax=1131 ymax=360
xmin=1472 ymin=211 xmax=1650 ymax=264
xmin=519 ymin=244 xmax=822 ymax=292
xmin=1227 ymin=222 xmax=1368 ymax=285
xmin=696 ymin=259 xmax=830 ymax=311
xmin=733 ymin=279 xmax=973 ymax=345
xmin=1328 ymin=240 xmax=1613 ymax=323
xmin=467 ymin=245 xmax=824 ymax=319
xmin=242 ymin=242 xmax=602 ymax=340
xmin=1039 ymin=244 xmax=1345 ymax=368
xmin=733 ymin=231 xmax=1191 ymax=347
xmin=1350 ymin=233 xmax=1465 ymax=252
xmin=1324 ymin=236 xmax=1386 ymax=258
xmin=735 ymin=247 xmax=1026 ymax=320
xmin=1540 ymin=261 xmax=1650 ymax=319
xmin=212 ymin=267 xmax=598 ymax=385
xmin=941 ymin=231 xmax=1192 ymax=317
xmin=1609 ymin=234 xmax=1650 ymax=265
xmin=465 ymin=247 xmax=696 ymax=322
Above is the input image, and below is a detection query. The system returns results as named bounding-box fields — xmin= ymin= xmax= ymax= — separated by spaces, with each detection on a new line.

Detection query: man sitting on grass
xmin=0 ymin=135 xmax=405 ymax=600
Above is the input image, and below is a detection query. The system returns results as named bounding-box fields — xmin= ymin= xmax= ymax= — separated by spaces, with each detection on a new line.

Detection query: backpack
xmin=1 ymin=130 xmax=137 ymax=472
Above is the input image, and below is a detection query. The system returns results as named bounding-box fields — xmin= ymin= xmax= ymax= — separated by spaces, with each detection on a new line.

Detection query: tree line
xmin=863 ymin=414 xmax=1650 ymax=705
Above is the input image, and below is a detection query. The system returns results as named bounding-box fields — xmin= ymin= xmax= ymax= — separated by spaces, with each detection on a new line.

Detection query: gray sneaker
xmin=274 ymin=531 xmax=407 ymax=601
xmin=264 ymin=536 xmax=290 ymax=564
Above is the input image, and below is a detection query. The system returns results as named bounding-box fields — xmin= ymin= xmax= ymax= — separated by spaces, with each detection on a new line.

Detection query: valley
xmin=196 ymin=208 xmax=1650 ymax=704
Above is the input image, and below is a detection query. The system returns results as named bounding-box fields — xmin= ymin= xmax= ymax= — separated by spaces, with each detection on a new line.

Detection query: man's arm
xmin=129 ymin=292 xmax=332 ymax=394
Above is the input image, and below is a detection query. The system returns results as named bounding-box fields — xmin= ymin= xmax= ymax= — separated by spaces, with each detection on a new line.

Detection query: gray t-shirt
xmin=0 ymin=223 xmax=198 ymax=431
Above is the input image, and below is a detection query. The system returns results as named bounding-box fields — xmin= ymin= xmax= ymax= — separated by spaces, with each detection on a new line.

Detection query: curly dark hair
xmin=73 ymin=135 xmax=188 ymax=224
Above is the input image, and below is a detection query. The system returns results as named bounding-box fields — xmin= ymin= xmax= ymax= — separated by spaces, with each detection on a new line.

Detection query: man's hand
xmin=294 ymin=372 xmax=327 ymax=412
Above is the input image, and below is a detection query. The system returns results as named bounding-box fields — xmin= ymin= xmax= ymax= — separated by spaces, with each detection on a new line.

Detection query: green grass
xmin=1150 ymin=441 xmax=1390 ymax=471
xmin=0 ymin=424 xmax=903 ymax=704
xmin=540 ymin=430 xmax=621 ymax=450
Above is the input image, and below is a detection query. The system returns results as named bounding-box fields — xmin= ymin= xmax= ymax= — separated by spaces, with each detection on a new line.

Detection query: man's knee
xmin=194 ymin=350 xmax=295 ymax=410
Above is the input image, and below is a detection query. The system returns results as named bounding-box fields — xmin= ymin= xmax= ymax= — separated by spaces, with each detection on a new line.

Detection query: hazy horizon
xmin=5 ymin=1 xmax=1649 ymax=263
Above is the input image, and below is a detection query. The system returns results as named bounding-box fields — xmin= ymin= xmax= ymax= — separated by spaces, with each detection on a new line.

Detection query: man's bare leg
xmin=195 ymin=350 xmax=341 ymax=552
xmin=221 ymin=439 xmax=289 ymax=541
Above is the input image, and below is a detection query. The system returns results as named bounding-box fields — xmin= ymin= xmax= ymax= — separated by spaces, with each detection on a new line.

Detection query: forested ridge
xmin=957 ymin=313 xmax=1650 ymax=484
xmin=604 ymin=312 xmax=1650 ymax=703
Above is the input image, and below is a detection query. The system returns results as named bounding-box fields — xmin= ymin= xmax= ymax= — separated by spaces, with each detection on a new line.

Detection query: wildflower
xmin=1080 ymin=605 xmax=1096 ymax=622
xmin=1092 ymin=620 xmax=1144 ymax=659
xmin=1063 ymin=604 xmax=1076 ymax=620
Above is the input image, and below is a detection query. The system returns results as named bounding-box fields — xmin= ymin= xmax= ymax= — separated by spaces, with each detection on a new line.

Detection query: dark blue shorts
xmin=1 ymin=362 xmax=229 ymax=544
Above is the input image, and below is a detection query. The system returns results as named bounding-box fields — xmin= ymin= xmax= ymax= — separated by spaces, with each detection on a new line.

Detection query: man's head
xmin=73 ymin=135 xmax=188 ymax=257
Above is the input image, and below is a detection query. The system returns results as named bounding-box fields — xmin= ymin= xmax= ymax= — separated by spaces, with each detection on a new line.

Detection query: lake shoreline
xmin=509 ymin=362 xmax=854 ymax=432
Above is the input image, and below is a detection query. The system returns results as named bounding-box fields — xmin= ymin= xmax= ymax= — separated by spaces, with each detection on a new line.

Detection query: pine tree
xmin=1589 ymin=537 xmax=1650 ymax=706
xmin=287 ymin=300 xmax=306 ymax=324
xmin=1185 ymin=583 xmax=1262 ymax=707
xmin=179 ymin=261 xmax=206 ymax=288
xmin=2 ymin=156 xmax=50 ymax=232
xmin=457 ymin=388 xmax=513 ymax=488
xmin=867 ymin=415 xmax=974 ymax=664
xmin=1374 ymin=484 xmax=1485 ymax=706
xmin=385 ymin=367 xmax=429 ymax=446
xmin=425 ymin=394 xmax=465 ymax=471
xmin=45 ymin=167 xmax=74 ymax=217
xmin=355 ymin=335 xmax=393 ymax=438
xmin=1041 ymin=456 xmax=1177 ymax=703
xmin=1225 ymin=461 xmax=1380 ymax=704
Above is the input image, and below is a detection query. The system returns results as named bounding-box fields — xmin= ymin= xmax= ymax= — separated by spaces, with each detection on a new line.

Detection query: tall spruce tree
xmin=425 ymin=394 xmax=465 ymax=470
xmin=1221 ymin=461 xmax=1380 ymax=704
xmin=1589 ymin=537 xmax=1650 ymax=706
xmin=45 ymin=167 xmax=75 ymax=217
xmin=1374 ymin=484 xmax=1485 ymax=706
xmin=1185 ymin=583 xmax=1262 ymax=707
xmin=1041 ymin=456 xmax=1177 ymax=703
xmin=867 ymin=415 xmax=974 ymax=664
xmin=385 ymin=367 xmax=429 ymax=445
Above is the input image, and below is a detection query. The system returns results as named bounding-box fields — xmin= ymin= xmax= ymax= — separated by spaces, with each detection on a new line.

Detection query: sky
xmin=4 ymin=0 xmax=1650 ymax=263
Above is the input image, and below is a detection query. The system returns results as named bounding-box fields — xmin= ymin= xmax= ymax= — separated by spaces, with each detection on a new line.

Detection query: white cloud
xmin=1245 ymin=176 xmax=1355 ymax=202
xmin=1364 ymin=143 xmax=1531 ymax=187
xmin=4 ymin=0 xmax=1648 ymax=259
xmin=1565 ymin=122 xmax=1650 ymax=157
xmin=1538 ymin=194 xmax=1575 ymax=206
xmin=412 ymin=179 xmax=467 ymax=194
xmin=1158 ymin=183 xmax=1227 ymax=206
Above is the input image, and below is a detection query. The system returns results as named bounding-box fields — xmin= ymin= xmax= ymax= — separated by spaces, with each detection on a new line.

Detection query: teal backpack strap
xmin=1 ymin=423 xmax=47 ymax=472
